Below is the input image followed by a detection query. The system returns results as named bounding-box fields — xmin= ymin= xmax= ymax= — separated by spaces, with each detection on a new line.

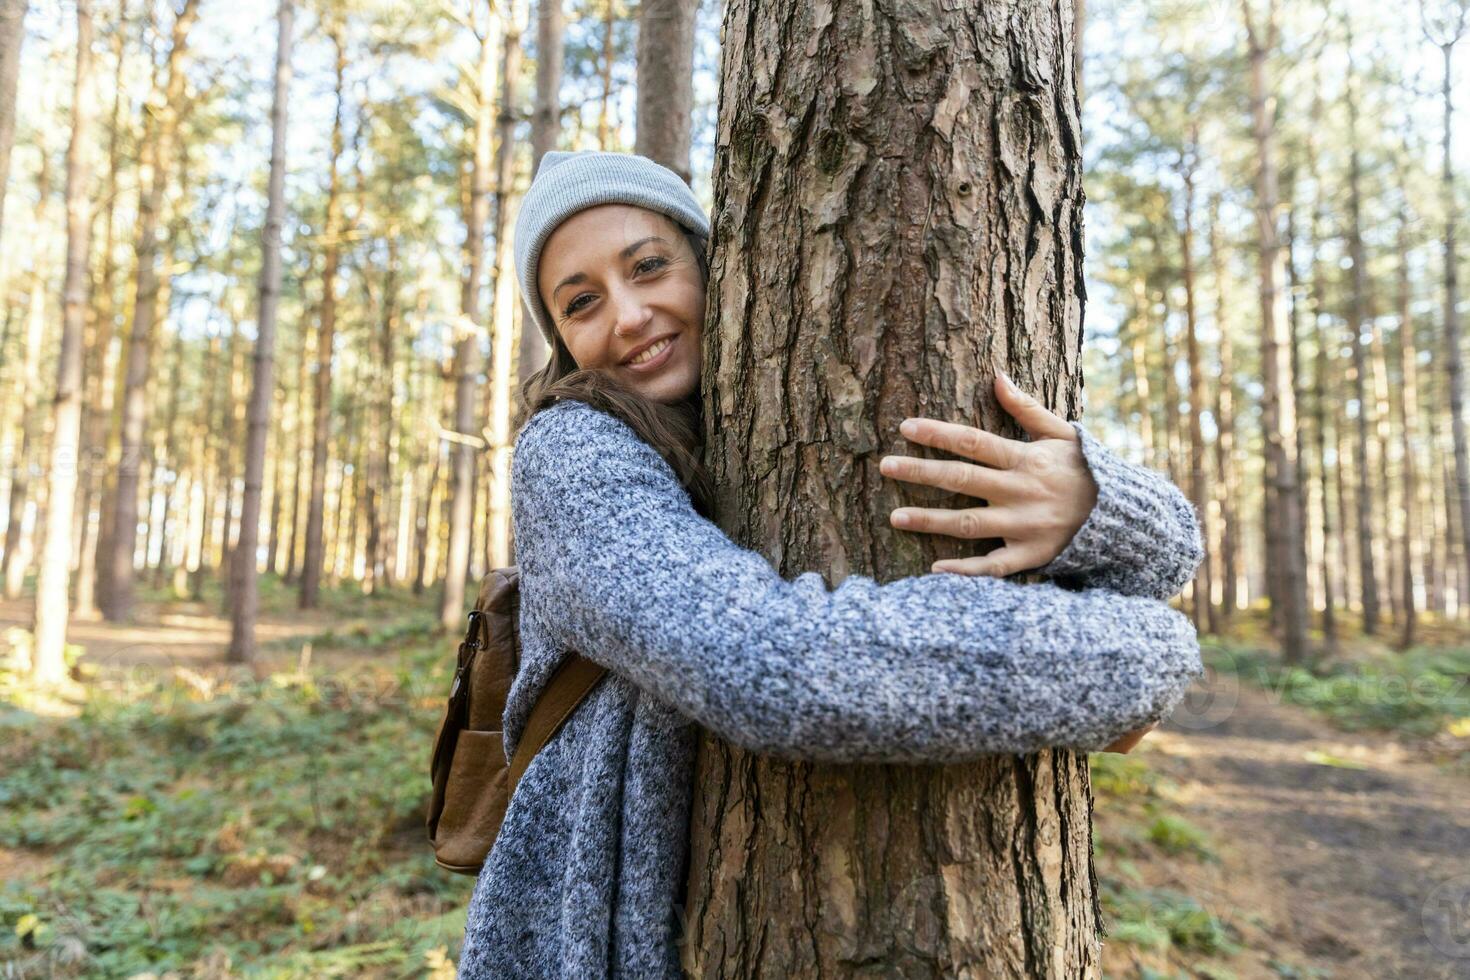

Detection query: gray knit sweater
xmin=456 ymin=398 xmax=1206 ymax=978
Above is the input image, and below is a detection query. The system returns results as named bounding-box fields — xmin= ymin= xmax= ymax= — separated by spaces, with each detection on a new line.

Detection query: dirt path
xmin=1132 ymin=682 xmax=1470 ymax=979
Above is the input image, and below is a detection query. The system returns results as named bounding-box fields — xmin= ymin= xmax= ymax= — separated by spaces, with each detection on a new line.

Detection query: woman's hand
xmin=1100 ymin=723 xmax=1157 ymax=753
xmin=879 ymin=372 xmax=1099 ymax=577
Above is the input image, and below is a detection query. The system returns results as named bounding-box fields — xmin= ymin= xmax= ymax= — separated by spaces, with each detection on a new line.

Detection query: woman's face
xmin=538 ymin=204 xmax=706 ymax=404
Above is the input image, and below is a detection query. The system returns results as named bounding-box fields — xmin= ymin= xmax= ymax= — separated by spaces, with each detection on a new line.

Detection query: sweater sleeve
xmin=1032 ymin=421 xmax=1206 ymax=601
xmin=511 ymin=400 xmax=1205 ymax=762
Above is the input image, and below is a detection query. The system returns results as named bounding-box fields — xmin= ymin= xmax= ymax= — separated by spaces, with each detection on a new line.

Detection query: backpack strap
xmin=508 ymin=652 xmax=609 ymax=791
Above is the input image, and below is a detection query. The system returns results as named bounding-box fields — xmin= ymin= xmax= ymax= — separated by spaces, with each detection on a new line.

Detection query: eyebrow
xmin=551 ymin=236 xmax=671 ymax=303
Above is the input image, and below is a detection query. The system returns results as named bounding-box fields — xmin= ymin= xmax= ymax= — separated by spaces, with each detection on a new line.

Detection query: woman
xmin=457 ymin=151 xmax=1205 ymax=978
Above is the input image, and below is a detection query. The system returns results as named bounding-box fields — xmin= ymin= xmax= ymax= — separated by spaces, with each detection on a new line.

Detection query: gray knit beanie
xmin=514 ymin=150 xmax=711 ymax=348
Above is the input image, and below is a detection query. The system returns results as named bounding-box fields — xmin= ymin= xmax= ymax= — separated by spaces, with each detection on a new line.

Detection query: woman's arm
xmin=513 ymin=399 xmax=1204 ymax=763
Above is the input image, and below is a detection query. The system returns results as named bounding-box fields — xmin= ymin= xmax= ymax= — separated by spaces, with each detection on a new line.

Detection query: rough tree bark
xmin=683 ymin=1 xmax=1102 ymax=974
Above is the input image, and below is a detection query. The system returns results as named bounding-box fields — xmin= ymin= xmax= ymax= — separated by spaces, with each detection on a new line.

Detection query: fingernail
xmin=900 ymin=419 xmax=917 ymax=437
xmin=997 ymin=371 xmax=1014 ymax=392
xmin=892 ymin=510 xmax=910 ymax=527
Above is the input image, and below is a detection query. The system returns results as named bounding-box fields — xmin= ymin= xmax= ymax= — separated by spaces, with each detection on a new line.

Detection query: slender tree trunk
xmin=3 ymin=164 xmax=49 ymax=600
xmin=1241 ymin=0 xmax=1307 ymax=661
xmin=229 ymin=0 xmax=291 ymax=665
xmin=440 ymin=4 xmax=498 ymax=629
xmin=598 ymin=0 xmax=615 ymax=148
xmin=1342 ymin=27 xmax=1380 ymax=635
xmin=684 ymin=2 xmax=1101 ymax=973
xmin=216 ymin=304 xmax=242 ymax=597
xmin=1305 ymin=101 xmax=1337 ymax=652
xmin=483 ymin=0 xmax=525 ymax=575
xmin=74 ymin=0 xmax=131 ymax=619
xmin=31 ymin=0 xmax=94 ymax=684
xmin=1394 ymin=202 xmax=1420 ymax=649
xmin=150 ymin=327 xmax=183 ymax=587
xmin=192 ymin=332 xmax=221 ymax=599
xmin=1430 ymin=35 xmax=1470 ymax=606
xmin=1179 ymin=146 xmax=1212 ymax=632
xmin=519 ymin=0 xmax=563 ymax=399
xmin=99 ymin=0 xmax=198 ymax=621
xmin=299 ymin=28 xmax=346 ymax=609
xmin=0 ymin=0 xmax=28 ymax=244
xmin=635 ymin=0 xmax=696 ymax=184
xmin=366 ymin=240 xmax=397 ymax=592
xmin=285 ymin=304 xmax=310 ymax=582
xmin=1209 ymin=195 xmax=1239 ymax=623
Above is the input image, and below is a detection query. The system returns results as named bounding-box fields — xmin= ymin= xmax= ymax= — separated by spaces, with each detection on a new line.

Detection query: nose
xmin=607 ymin=279 xmax=653 ymax=339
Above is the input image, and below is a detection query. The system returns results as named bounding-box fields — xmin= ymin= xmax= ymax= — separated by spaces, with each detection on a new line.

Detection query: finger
xmin=995 ymin=372 xmax=1076 ymax=441
xmin=898 ymin=416 xmax=1025 ymax=470
xmin=879 ymin=454 xmax=1019 ymax=501
xmin=932 ymin=544 xmax=1044 ymax=578
xmin=891 ymin=504 xmax=1012 ymax=540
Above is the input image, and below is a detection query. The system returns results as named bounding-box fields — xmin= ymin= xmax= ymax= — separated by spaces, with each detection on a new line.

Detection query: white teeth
xmin=629 ymin=337 xmax=672 ymax=365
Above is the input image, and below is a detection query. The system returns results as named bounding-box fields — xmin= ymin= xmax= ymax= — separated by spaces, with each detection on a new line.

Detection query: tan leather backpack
xmin=426 ymin=565 xmax=609 ymax=875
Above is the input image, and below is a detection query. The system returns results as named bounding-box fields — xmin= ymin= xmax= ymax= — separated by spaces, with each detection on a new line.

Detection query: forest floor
xmin=1096 ymin=631 xmax=1470 ymax=980
xmin=1 ymin=589 xmax=1468 ymax=978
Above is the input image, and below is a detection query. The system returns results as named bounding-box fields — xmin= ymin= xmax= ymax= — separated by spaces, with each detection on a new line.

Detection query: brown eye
xmin=636 ymin=256 xmax=668 ymax=275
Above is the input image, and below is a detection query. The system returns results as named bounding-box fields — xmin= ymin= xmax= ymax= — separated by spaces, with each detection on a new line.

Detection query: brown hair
xmin=514 ymin=220 xmax=715 ymax=518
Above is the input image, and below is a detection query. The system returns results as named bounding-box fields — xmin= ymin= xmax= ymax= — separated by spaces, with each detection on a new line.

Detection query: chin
xmin=631 ymin=363 xmax=698 ymax=405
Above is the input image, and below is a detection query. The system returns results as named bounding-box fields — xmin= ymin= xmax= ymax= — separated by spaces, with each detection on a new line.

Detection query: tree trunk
xmin=1304 ymin=91 xmax=1336 ymax=653
xmin=683 ymin=2 xmax=1100 ymax=974
xmin=1179 ymin=145 xmax=1212 ymax=633
xmin=31 ymin=0 xmax=93 ymax=684
xmin=1430 ymin=34 xmax=1470 ymax=609
xmin=99 ymin=0 xmax=198 ymax=621
xmin=1393 ymin=187 xmax=1420 ymax=649
xmin=439 ymin=3 xmax=498 ymax=629
xmin=3 ymin=162 xmax=49 ymax=600
xmin=1342 ymin=28 xmax=1380 ymax=636
xmin=635 ymin=0 xmax=696 ymax=184
xmin=598 ymin=0 xmax=615 ymax=148
xmin=0 ymin=0 xmax=27 ymax=244
xmin=1240 ymin=0 xmax=1307 ymax=661
xmin=72 ymin=0 xmax=131 ymax=620
xmin=150 ymin=325 xmax=184 ymax=587
xmin=519 ymin=0 xmax=563 ymax=398
xmin=299 ymin=27 xmax=346 ymax=609
xmin=1208 ymin=195 xmax=1238 ymax=624
xmin=483 ymin=0 xmax=525 ymax=575
xmin=229 ymin=0 xmax=291 ymax=665
xmin=366 ymin=240 xmax=397 ymax=592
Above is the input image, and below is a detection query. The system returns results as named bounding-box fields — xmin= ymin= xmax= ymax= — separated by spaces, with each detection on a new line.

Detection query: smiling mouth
xmin=623 ymin=334 xmax=678 ymax=369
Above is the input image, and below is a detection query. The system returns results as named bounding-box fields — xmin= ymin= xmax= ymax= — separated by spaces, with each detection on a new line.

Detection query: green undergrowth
xmin=1205 ymin=636 xmax=1470 ymax=742
xmin=0 ymin=598 xmax=473 ymax=978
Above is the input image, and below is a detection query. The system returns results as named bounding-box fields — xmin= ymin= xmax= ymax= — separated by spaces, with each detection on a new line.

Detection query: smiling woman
xmin=462 ymin=150 xmax=1206 ymax=978
xmin=537 ymin=205 xmax=706 ymax=405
